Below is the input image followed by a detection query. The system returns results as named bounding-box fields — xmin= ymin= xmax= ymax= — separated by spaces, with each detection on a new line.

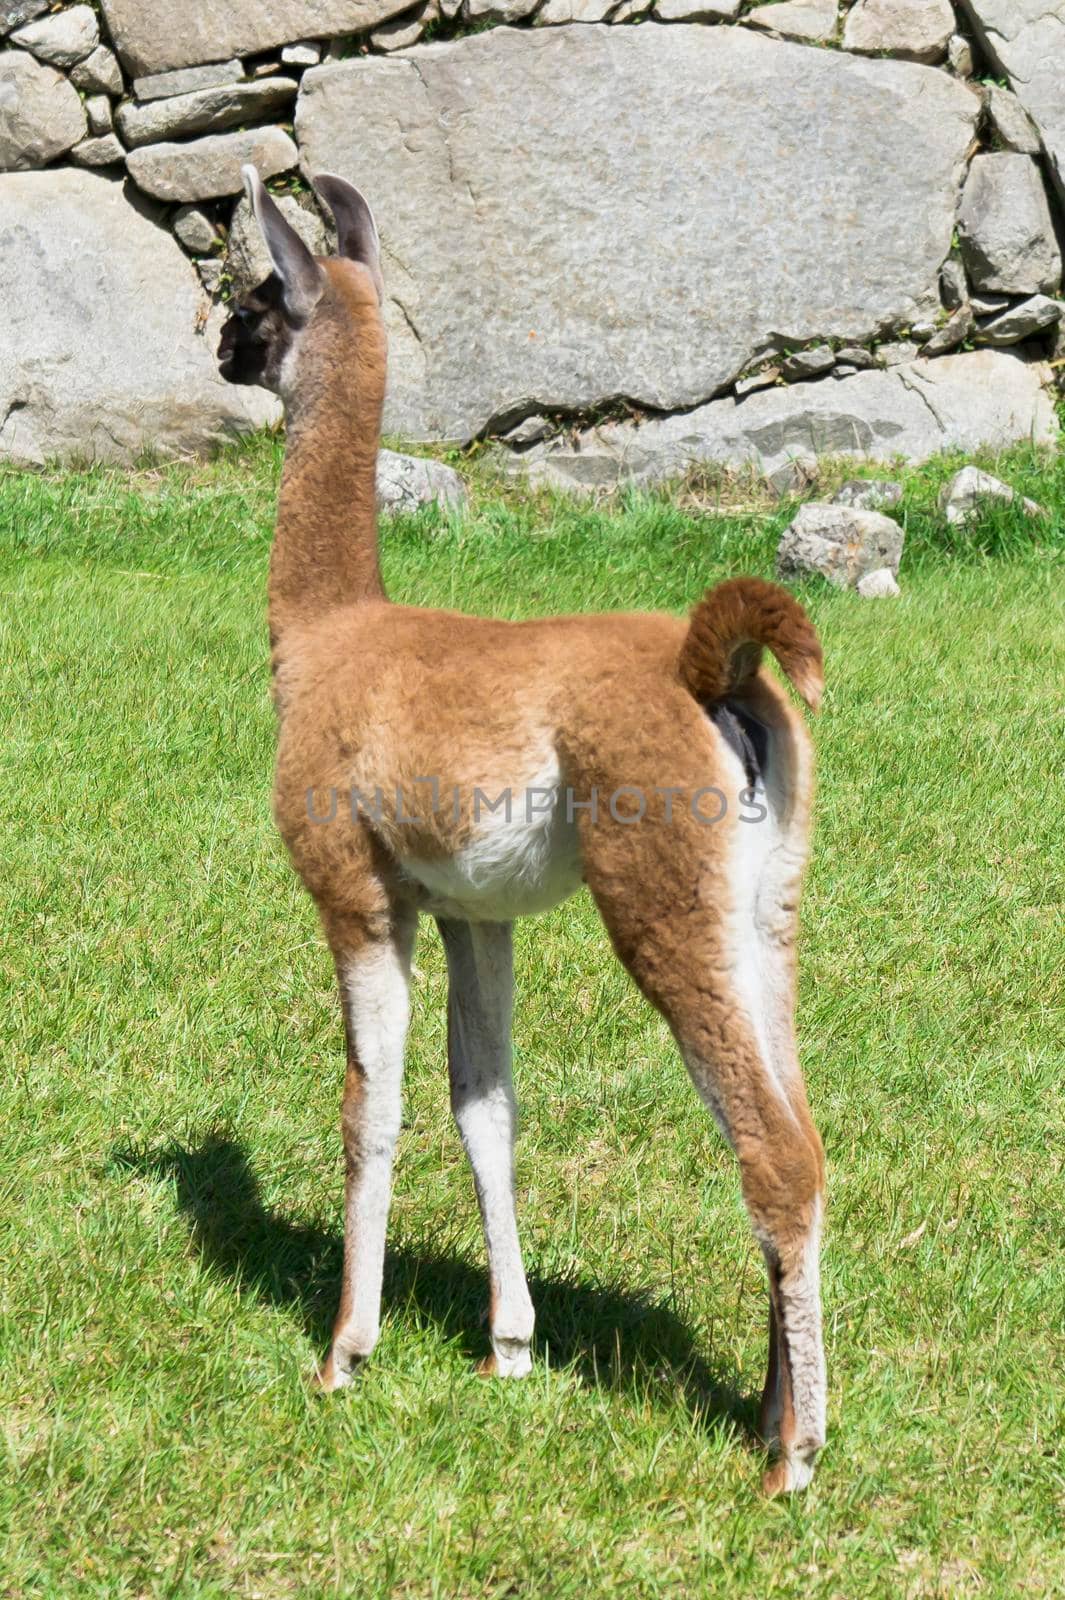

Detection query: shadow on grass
xmin=113 ymin=1133 xmax=756 ymax=1441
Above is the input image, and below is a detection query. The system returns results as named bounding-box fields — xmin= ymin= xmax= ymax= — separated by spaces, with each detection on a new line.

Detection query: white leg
xmin=438 ymin=918 xmax=534 ymax=1378
xmin=319 ymin=912 xmax=415 ymax=1391
xmin=727 ymin=791 xmax=827 ymax=1488
xmin=768 ymin=1194 xmax=826 ymax=1492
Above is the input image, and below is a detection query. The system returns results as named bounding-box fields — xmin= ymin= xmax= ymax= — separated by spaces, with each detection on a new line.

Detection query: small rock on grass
xmin=377 ymin=450 xmax=467 ymax=516
xmin=777 ymin=502 xmax=904 ymax=587
xmin=856 ymin=568 xmax=901 ymax=597
xmin=939 ymin=466 xmax=1044 ymax=525
xmin=833 ymin=479 xmax=903 ymax=511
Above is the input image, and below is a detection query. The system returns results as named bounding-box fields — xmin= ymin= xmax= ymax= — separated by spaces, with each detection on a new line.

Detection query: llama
xmin=218 ymin=167 xmax=827 ymax=1494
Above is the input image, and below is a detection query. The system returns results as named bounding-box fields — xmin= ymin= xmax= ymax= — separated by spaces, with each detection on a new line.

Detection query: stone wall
xmin=1 ymin=0 xmax=1062 ymax=478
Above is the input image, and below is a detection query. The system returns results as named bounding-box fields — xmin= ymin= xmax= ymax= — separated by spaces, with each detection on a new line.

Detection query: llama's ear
xmin=241 ymin=164 xmax=323 ymax=323
xmin=313 ymin=172 xmax=384 ymax=302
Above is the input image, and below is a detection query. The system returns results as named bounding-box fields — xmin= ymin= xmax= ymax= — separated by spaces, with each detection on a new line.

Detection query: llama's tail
xmin=677 ymin=577 xmax=823 ymax=713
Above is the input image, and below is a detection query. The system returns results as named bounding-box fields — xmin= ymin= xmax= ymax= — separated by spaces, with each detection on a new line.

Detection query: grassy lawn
xmin=1 ymin=438 xmax=1062 ymax=1598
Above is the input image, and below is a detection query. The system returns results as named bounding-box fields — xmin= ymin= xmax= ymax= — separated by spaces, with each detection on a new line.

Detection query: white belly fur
xmin=399 ymin=758 xmax=584 ymax=922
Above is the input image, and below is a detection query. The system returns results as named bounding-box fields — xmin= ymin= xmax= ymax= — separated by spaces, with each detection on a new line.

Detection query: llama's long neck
xmin=268 ymin=290 xmax=387 ymax=644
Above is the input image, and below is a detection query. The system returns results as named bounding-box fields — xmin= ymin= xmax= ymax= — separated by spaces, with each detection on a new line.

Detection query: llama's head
xmin=218 ymin=165 xmax=383 ymax=399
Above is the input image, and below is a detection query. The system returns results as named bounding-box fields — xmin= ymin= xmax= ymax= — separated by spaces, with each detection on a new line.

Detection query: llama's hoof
xmin=762 ymin=1451 xmax=817 ymax=1496
xmin=477 ymin=1339 xmax=532 ymax=1379
xmin=313 ymin=1352 xmax=362 ymax=1393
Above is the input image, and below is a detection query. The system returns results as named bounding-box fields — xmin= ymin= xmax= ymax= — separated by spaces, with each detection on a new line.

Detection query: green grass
xmin=1 ymin=438 xmax=1063 ymax=1598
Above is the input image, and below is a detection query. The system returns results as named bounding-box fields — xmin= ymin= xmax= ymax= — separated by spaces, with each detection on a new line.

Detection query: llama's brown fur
xmin=218 ymin=169 xmax=828 ymax=1493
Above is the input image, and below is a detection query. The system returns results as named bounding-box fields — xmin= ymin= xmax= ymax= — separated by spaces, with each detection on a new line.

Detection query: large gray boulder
xmin=99 ymin=0 xmax=410 ymax=76
xmin=958 ymin=154 xmax=1062 ymax=296
xmin=126 ymin=127 xmax=298 ymax=201
xmin=296 ymin=25 xmax=977 ymax=442
xmin=0 ymin=50 xmax=86 ymax=171
xmin=518 ymin=351 xmax=1057 ymax=489
xmin=957 ymin=1 xmax=1065 ymax=206
xmin=0 ymin=170 xmax=277 ymax=466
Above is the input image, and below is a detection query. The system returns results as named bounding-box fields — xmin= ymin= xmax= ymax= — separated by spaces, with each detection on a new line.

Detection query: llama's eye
xmin=235 ymin=306 xmax=257 ymax=327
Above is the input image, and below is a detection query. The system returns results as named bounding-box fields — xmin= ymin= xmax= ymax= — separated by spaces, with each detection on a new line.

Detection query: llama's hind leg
xmin=679 ymin=1006 xmax=824 ymax=1494
xmin=317 ymin=906 xmax=416 ymax=1391
xmin=726 ymin=838 xmax=826 ymax=1480
xmin=438 ymin=918 xmax=535 ymax=1378
xmin=578 ymin=796 xmax=825 ymax=1492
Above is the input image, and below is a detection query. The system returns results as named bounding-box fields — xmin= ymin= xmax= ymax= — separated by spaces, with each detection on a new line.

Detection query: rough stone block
xmin=99 ymin=0 xmax=411 ymax=76
xmin=0 ymin=168 xmax=276 ymax=465
xmin=0 ymin=49 xmax=86 ymax=170
xmin=0 ymin=0 xmax=45 ymax=37
xmin=745 ymin=0 xmax=838 ymax=44
xmin=518 ymin=351 xmax=1056 ymax=490
xmin=295 ymin=26 xmax=977 ymax=441
xmin=70 ymin=45 xmax=124 ymax=96
xmin=117 ymin=77 xmax=298 ymax=149
xmin=126 ymin=126 xmax=298 ymax=201
xmin=70 ymin=133 xmax=126 ymax=166
xmin=958 ymin=153 xmax=1062 ymax=296
xmin=843 ymin=0 xmax=954 ymax=64
xmin=132 ymin=61 xmax=244 ymax=102
xmin=10 ymin=4 xmax=98 ymax=67
xmin=957 ymin=1 xmax=1065 ymax=206
xmin=226 ymin=192 xmax=327 ymax=293
xmin=975 ymin=295 xmax=1062 ymax=347
xmin=985 ymin=84 xmax=1040 ymax=155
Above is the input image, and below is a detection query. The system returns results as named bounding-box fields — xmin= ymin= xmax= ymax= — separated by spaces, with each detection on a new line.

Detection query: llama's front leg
xmin=318 ymin=911 xmax=415 ymax=1391
xmin=438 ymin=919 xmax=535 ymax=1378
